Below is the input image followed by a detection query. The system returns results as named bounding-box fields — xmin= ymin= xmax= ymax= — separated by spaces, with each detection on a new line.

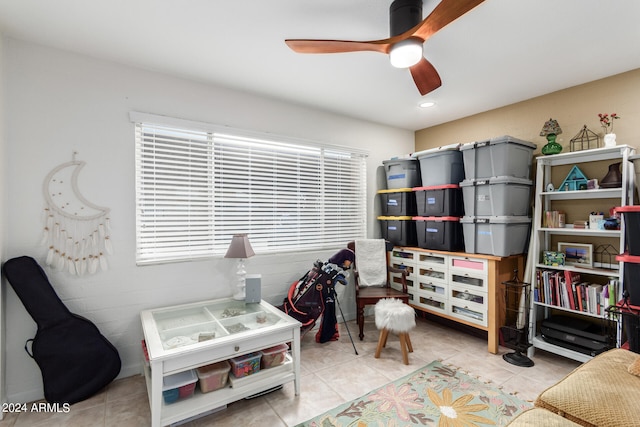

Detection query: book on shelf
xmin=534 ymin=268 xmax=616 ymax=316
xmin=607 ymin=278 xmax=619 ymax=307
xmin=588 ymin=284 xmax=603 ymax=315
xmin=553 ymin=272 xmax=560 ymax=306
xmin=577 ymin=282 xmax=587 ymax=312
xmin=571 ymin=282 xmax=579 ymax=311
xmin=564 ymin=270 xmax=580 ymax=310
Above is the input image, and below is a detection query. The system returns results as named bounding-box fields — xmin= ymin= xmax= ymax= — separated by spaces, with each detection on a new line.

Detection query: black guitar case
xmin=2 ymin=256 xmax=121 ymax=404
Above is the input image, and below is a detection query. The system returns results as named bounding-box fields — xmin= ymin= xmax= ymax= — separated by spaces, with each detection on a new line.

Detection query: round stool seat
xmin=374 ymin=298 xmax=415 ymax=333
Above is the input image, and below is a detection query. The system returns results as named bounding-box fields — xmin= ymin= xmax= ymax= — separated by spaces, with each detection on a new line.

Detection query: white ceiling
xmin=1 ymin=0 xmax=639 ymax=131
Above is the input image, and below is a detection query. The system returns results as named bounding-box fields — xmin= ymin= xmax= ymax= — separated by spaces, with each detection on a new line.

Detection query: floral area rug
xmin=296 ymin=360 xmax=532 ymax=426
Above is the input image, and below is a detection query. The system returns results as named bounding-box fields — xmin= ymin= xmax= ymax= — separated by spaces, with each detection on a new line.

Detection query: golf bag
xmin=278 ymin=248 xmax=354 ymax=342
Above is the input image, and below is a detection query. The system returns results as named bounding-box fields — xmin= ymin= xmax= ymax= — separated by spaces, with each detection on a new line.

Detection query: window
xmin=132 ymin=112 xmax=367 ymax=265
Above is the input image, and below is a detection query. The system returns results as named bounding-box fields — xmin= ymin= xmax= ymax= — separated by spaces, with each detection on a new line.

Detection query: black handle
xmin=24 ymin=338 xmax=34 ymax=358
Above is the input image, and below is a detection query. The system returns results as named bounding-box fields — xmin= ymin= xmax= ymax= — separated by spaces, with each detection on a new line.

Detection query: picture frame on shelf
xmin=558 ymin=242 xmax=593 ymax=267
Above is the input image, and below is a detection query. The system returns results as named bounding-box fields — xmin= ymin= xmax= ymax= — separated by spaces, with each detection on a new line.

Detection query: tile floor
xmin=0 ymin=315 xmax=581 ymax=427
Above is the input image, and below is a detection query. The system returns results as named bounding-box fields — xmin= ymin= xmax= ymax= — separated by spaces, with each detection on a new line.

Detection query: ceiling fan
xmin=285 ymin=0 xmax=486 ymax=96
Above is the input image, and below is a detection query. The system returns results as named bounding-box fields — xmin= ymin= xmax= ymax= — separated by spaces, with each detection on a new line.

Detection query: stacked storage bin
xmin=379 ymin=158 xmax=420 ymax=246
xmin=614 ymin=205 xmax=640 ymax=352
xmin=616 ymin=206 xmax=640 ymax=305
xmin=162 ymin=370 xmax=198 ymax=404
xmin=459 ymin=136 xmax=536 ymax=256
xmin=196 ymin=361 xmax=231 ymax=393
xmin=412 ymin=144 xmax=465 ymax=251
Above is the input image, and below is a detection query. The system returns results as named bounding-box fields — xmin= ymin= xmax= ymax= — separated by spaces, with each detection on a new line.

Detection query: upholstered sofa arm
xmin=508 ymin=407 xmax=580 ymax=426
xmin=534 ymin=349 xmax=640 ymax=427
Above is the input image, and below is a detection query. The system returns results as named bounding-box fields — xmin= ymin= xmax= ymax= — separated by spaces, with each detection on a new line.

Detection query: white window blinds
xmin=134 ymin=114 xmax=367 ymax=265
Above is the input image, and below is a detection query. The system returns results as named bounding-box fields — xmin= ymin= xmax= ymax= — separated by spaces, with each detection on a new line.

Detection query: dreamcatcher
xmin=41 ymin=155 xmax=112 ymax=275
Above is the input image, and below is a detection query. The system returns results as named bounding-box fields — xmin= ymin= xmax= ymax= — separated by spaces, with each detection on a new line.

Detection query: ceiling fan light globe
xmin=389 ymin=39 xmax=423 ymax=68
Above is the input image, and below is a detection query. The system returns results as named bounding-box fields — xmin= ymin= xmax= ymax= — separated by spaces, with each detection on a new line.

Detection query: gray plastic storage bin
xmin=460 ymin=216 xmax=531 ymax=257
xmin=382 ymin=158 xmax=420 ymax=189
xmin=460 ymin=176 xmax=532 ymax=216
xmin=416 ymin=145 xmax=464 ymax=187
xmin=460 ymin=136 xmax=536 ymax=180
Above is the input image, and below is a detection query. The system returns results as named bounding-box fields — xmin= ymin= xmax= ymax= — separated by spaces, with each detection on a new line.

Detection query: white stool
xmin=374 ymin=298 xmax=416 ymax=365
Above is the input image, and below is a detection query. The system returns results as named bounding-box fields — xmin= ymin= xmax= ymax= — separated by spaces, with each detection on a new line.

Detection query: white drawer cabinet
xmin=449 ymin=255 xmax=488 ymax=273
xmin=418 ymin=251 xmax=448 ymax=269
xmin=449 ymin=284 xmax=488 ymax=327
xmin=414 ymin=293 xmax=448 ymax=315
xmin=449 ymin=284 xmax=487 ymax=306
xmin=413 ymin=250 xmax=449 ymax=317
xmin=390 ymin=248 xmax=417 ymax=293
xmin=417 ymin=278 xmax=447 ymax=299
xmin=410 ymin=252 xmax=490 ymax=328
xmin=449 ymin=270 xmax=487 ymax=292
xmin=417 ymin=264 xmax=447 ymax=284
xmin=395 ymin=246 xmax=524 ymax=354
xmin=447 ymin=266 xmax=488 ymax=327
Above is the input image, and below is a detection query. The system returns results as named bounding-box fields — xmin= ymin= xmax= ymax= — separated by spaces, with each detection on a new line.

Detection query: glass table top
xmin=148 ymin=299 xmax=286 ymax=350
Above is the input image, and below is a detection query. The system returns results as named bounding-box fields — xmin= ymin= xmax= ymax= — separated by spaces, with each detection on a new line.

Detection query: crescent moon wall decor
xmin=41 ymin=158 xmax=112 ymax=275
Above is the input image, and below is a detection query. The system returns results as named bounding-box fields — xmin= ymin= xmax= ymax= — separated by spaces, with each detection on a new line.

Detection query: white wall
xmin=2 ymin=38 xmax=414 ymax=403
xmin=0 ymin=34 xmax=7 ymax=415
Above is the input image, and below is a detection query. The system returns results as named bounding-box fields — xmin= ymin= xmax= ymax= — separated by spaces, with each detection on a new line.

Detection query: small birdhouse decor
xmin=593 ymin=244 xmax=619 ymax=270
xmin=570 ymin=125 xmax=600 ymax=152
xmin=559 ymin=165 xmax=589 ymax=191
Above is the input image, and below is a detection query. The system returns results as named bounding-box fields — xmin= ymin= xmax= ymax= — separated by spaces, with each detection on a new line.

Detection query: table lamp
xmin=540 ymin=118 xmax=563 ymax=155
xmin=225 ymin=234 xmax=255 ymax=300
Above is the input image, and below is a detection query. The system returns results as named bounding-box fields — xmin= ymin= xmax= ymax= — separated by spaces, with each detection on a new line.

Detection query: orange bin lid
xmin=412 ymin=184 xmax=460 ymax=191
xmin=413 ymin=216 xmax=460 ymax=222
xmin=615 ymin=205 xmax=640 ymax=213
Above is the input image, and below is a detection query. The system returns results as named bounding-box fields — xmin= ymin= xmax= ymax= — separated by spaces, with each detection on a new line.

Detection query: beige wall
xmin=414 ymin=69 xmax=640 ymax=272
xmin=415 ymin=68 xmax=640 ymax=154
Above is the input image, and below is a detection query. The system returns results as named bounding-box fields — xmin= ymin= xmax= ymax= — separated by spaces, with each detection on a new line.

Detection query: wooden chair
xmin=350 ymin=239 xmax=411 ymax=340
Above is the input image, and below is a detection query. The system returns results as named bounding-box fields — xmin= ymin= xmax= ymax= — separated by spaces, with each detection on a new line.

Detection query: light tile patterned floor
xmin=0 ymin=315 xmax=581 ymax=426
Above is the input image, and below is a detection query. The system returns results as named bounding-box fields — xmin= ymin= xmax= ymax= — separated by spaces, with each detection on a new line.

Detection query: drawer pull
xmin=234 ymin=345 xmax=240 ymax=352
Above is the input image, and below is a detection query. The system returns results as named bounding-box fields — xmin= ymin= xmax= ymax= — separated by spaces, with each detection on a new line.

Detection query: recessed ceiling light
xmin=419 ymin=101 xmax=436 ymax=108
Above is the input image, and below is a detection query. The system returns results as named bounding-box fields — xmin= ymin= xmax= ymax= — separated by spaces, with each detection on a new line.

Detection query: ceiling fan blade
xmin=410 ymin=58 xmax=442 ymax=95
xmin=285 ymin=39 xmax=392 ymax=55
xmin=410 ymin=0 xmax=486 ymax=42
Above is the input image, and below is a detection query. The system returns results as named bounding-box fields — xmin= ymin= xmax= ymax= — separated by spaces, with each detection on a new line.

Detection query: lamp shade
xmin=540 ymin=118 xmax=563 ymax=136
xmin=389 ymin=39 xmax=423 ymax=68
xmin=224 ymin=234 xmax=255 ymax=259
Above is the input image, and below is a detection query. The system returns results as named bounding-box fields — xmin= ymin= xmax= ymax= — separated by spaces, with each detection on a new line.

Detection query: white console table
xmin=140 ymin=298 xmax=301 ymax=427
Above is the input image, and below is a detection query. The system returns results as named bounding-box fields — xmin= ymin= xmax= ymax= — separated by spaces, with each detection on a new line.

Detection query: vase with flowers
xmin=598 ymin=113 xmax=620 ymax=147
